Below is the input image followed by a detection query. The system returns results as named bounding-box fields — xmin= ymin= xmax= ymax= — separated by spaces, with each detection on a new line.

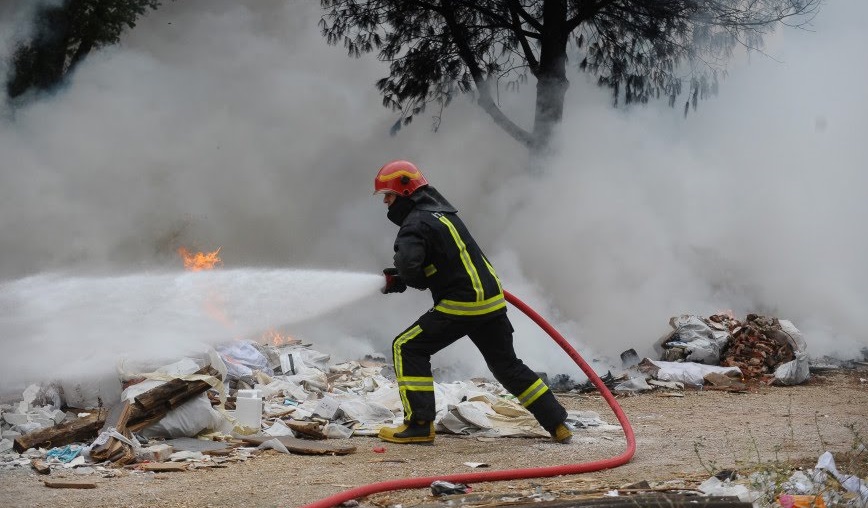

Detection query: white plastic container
xmin=235 ymin=389 xmax=263 ymax=430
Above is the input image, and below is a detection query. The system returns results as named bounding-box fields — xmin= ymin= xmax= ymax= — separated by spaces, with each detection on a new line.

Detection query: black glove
xmin=382 ymin=268 xmax=407 ymax=294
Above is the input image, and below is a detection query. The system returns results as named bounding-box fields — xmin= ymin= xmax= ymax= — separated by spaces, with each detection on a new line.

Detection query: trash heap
xmin=552 ymin=313 xmax=818 ymax=396
xmin=0 ymin=338 xmax=612 ymax=479
xmin=656 ymin=313 xmax=810 ymax=386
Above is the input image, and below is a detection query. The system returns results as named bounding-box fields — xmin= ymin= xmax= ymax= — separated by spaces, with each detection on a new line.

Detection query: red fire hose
xmin=300 ymin=289 xmax=636 ymax=508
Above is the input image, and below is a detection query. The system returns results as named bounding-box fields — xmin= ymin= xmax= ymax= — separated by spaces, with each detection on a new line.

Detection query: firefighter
xmin=374 ymin=159 xmax=572 ymax=445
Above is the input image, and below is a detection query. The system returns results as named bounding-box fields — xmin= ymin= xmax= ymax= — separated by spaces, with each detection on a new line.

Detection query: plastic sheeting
xmin=646 ymin=359 xmax=742 ymax=387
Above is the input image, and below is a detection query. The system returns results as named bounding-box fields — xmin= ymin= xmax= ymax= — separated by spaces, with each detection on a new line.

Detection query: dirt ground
xmin=2 ymin=370 xmax=866 ymax=508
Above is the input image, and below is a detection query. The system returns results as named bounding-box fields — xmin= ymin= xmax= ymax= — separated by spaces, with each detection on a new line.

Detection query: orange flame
xmin=178 ymin=247 xmax=222 ymax=271
xmin=262 ymin=329 xmax=299 ymax=347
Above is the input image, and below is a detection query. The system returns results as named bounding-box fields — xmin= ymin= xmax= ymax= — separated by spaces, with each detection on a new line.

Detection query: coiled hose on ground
xmin=300 ymin=289 xmax=637 ymax=508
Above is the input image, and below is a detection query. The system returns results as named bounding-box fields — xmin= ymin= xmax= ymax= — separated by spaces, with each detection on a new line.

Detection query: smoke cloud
xmin=0 ymin=0 xmax=865 ymax=388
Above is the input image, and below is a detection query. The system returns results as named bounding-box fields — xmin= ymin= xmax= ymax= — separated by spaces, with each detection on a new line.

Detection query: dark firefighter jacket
xmin=390 ymin=186 xmax=506 ymax=318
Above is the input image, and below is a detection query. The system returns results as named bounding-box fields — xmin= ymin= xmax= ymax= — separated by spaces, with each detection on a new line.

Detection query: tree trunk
xmin=68 ymin=38 xmax=94 ymax=74
xmin=530 ymin=74 xmax=569 ymax=162
xmin=529 ymin=0 xmax=570 ymax=167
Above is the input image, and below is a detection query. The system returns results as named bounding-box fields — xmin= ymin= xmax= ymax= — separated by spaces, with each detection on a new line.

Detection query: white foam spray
xmin=0 ymin=269 xmax=382 ymax=388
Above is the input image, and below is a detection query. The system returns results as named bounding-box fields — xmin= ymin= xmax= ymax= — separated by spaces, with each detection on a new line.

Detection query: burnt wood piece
xmin=14 ymin=366 xmax=220 ymax=453
xmin=126 ymin=366 xmax=219 ymax=432
xmin=42 ymin=479 xmax=97 ymax=489
xmin=132 ymin=366 xmax=218 ymax=412
xmin=90 ymin=401 xmax=135 ymax=465
xmin=13 ymin=410 xmax=107 ymax=453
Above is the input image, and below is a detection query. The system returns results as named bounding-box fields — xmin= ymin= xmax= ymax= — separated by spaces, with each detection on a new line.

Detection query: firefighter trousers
xmin=390 ymin=310 xmax=567 ymax=432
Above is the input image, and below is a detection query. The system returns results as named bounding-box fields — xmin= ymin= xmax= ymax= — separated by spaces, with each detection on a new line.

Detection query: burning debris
xmin=176 ymin=247 xmax=222 ymax=271
xmin=1 ymin=334 xmax=604 ymax=476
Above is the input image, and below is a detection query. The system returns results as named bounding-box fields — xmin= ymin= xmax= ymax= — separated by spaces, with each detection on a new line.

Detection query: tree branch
xmin=441 ymin=0 xmax=533 ymax=147
xmin=509 ymin=0 xmax=540 ymax=74
xmin=567 ymin=0 xmax=618 ymax=32
xmin=511 ymin=0 xmax=544 ymax=32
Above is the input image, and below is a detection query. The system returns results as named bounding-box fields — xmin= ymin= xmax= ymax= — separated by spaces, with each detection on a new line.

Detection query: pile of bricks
xmin=720 ymin=314 xmax=796 ymax=382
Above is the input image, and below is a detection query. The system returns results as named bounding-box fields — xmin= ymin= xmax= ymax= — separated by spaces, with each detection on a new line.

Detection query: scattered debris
xmin=240 ymin=435 xmax=356 ymax=455
xmin=30 ymin=459 xmax=51 ymax=475
xmin=13 ymin=410 xmax=107 ymax=453
xmin=655 ymin=313 xmax=811 ymax=386
xmin=139 ymin=462 xmax=188 ymax=472
xmin=431 ymin=480 xmax=471 ymax=496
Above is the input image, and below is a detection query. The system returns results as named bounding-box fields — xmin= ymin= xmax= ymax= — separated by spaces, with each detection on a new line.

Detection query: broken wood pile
xmin=13 ymin=365 xmax=219 ymax=461
xmin=720 ymin=314 xmax=796 ymax=382
xmin=126 ymin=365 xmax=219 ymax=432
xmin=12 ymin=410 xmax=108 ymax=454
xmin=89 ymin=401 xmax=136 ymax=465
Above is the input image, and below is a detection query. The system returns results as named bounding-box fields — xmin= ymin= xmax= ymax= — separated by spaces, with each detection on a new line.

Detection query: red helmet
xmin=373 ymin=160 xmax=429 ymax=196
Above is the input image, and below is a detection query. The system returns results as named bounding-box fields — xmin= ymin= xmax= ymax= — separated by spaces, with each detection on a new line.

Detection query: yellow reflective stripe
xmin=482 ymin=256 xmax=502 ymax=292
xmin=398 ymin=375 xmax=434 ymax=390
xmin=397 ymin=375 xmax=434 ymax=383
xmin=424 ymin=264 xmax=437 ymax=277
xmin=399 ymin=384 xmax=434 ymax=392
xmin=517 ymin=378 xmax=549 ymax=407
xmin=393 ymin=325 xmax=423 ymax=417
xmin=437 ymin=215 xmax=483 ymax=301
xmin=377 ymin=169 xmax=423 ymax=182
xmin=523 ymin=383 xmax=549 ymax=407
xmin=517 ymin=379 xmax=542 ymax=400
xmin=393 ymin=325 xmax=422 ymax=379
xmin=434 ymin=294 xmax=506 ymax=316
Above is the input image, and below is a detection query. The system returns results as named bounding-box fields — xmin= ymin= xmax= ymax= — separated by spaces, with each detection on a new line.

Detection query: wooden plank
xmin=14 ymin=410 xmax=107 ymax=453
xmin=43 ymin=479 xmax=97 ymax=489
xmin=90 ymin=401 xmax=136 ymax=464
xmin=126 ymin=366 xmax=218 ymax=432
xmin=139 ymin=462 xmax=188 ymax=472
xmin=240 ymin=435 xmax=356 ymax=455
xmin=133 ymin=366 xmax=216 ymax=411
xmin=15 ymin=367 xmax=217 ymax=454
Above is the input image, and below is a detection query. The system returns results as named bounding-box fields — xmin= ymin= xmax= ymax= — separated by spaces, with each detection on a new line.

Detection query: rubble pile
xmin=545 ymin=312 xmax=828 ymax=398
xmin=1 ymin=338 xmax=611 ymax=480
xmin=721 ymin=314 xmax=797 ymax=382
xmin=657 ymin=313 xmax=810 ymax=386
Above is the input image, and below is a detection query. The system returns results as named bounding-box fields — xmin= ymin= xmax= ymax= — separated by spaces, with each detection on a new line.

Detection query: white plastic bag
xmin=772 ymin=321 xmax=810 ymax=385
xmin=649 ymin=359 xmax=741 ymax=387
xmin=141 ymin=394 xmax=223 ymax=438
xmin=121 ymin=358 xmax=222 ymax=438
xmin=665 ymin=315 xmax=730 ymax=364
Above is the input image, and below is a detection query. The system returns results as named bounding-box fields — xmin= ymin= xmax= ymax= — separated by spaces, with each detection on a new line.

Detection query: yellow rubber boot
xmin=378 ymin=420 xmax=434 ymax=444
xmin=551 ymin=423 xmax=573 ymax=444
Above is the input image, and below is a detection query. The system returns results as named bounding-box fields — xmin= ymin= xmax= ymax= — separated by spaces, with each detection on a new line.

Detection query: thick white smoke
xmin=0 ymin=0 xmax=865 ymax=389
